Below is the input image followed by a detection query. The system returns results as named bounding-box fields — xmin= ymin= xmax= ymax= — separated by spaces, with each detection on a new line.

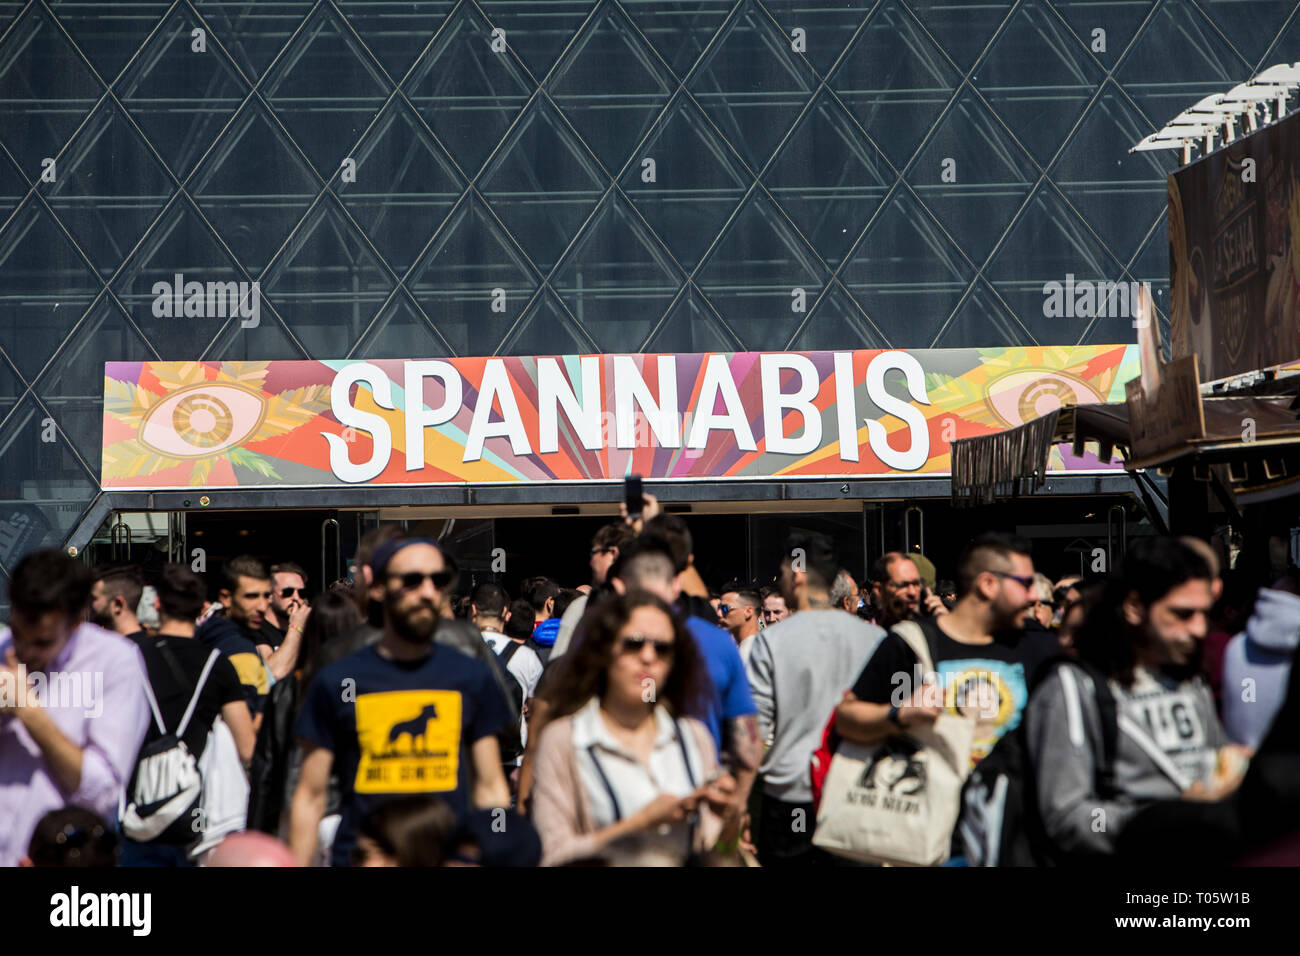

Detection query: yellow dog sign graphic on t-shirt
xmin=354 ymin=690 xmax=462 ymax=794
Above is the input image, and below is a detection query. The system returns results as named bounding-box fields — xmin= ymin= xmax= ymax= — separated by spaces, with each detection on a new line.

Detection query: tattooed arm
xmin=723 ymin=713 xmax=761 ymax=804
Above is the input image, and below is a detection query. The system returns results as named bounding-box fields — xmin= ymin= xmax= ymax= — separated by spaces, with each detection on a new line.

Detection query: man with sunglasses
xmin=837 ymin=533 xmax=1058 ymax=770
xmin=289 ymin=537 xmax=513 ymax=868
xmin=718 ymin=586 xmax=761 ymax=665
xmin=260 ymin=562 xmax=310 ymax=650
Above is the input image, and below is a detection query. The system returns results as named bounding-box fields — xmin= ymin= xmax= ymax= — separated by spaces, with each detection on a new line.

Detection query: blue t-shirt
xmin=684 ymin=616 xmax=758 ymax=754
xmin=296 ymin=642 xmax=513 ymax=867
xmin=532 ymin=617 xmax=561 ymax=647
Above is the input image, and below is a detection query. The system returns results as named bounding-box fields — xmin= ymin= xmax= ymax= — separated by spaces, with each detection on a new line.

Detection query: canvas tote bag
xmin=813 ymin=621 xmax=977 ymax=866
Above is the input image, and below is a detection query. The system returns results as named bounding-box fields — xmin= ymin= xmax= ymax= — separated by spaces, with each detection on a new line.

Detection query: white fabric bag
xmin=813 ymin=621 xmax=976 ymax=866
xmin=190 ymin=715 xmax=250 ymax=858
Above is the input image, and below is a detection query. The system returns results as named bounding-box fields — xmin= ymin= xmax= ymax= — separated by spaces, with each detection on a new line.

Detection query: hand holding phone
xmin=624 ymin=474 xmax=644 ymax=521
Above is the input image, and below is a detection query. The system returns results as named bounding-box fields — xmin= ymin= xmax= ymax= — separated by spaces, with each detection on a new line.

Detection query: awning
xmin=951 ymin=394 xmax=1300 ymax=506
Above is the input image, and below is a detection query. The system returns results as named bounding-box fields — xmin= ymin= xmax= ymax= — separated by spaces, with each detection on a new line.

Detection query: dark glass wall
xmin=1 ymin=0 xmax=1295 ymax=586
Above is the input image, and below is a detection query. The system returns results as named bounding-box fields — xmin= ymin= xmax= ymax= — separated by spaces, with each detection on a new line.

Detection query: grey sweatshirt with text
xmin=1026 ymin=662 xmax=1226 ymax=856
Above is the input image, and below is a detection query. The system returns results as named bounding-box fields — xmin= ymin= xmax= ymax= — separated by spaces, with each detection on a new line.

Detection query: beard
xmin=89 ymin=607 xmax=115 ymax=630
xmin=385 ymin=592 xmax=438 ymax=644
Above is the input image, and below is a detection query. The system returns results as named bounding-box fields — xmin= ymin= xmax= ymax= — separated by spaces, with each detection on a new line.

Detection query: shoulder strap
xmin=1050 ymin=659 xmax=1123 ymax=796
xmin=152 ymin=638 xmax=192 ymax=691
xmin=892 ymin=620 xmax=935 ymax=677
xmin=1115 ymin=713 xmax=1195 ymax=791
xmin=673 ymin=719 xmax=698 ymax=789
xmin=175 ymin=650 xmax=221 ymax=738
xmin=499 ymin=640 xmax=521 ymax=665
xmin=586 ymin=746 xmax=623 ymax=822
xmin=139 ymin=674 xmax=167 ymax=735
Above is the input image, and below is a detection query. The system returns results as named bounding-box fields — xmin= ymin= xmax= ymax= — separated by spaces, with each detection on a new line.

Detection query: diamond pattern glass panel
xmin=840 ymin=190 xmax=974 ymax=348
xmin=621 ymin=0 xmax=732 ymax=77
xmin=259 ymin=199 xmax=394 ymax=358
xmin=336 ymin=100 xmax=466 ymax=275
xmin=696 ymin=191 xmax=829 ymax=349
xmin=110 ymin=196 xmax=252 ymax=359
xmin=402 ymin=3 xmax=534 ymax=178
xmin=687 ymin=0 xmax=819 ymax=172
xmin=548 ymin=3 xmax=674 ymax=175
xmin=0 ymin=4 xmax=103 ymax=173
xmin=1114 ymin=1 xmax=1247 ymax=126
xmin=831 ymin=1 xmax=960 ymax=169
xmin=765 ymin=91 xmax=893 ymax=267
xmin=3 ymin=0 xmax=1298 ymax=553
xmin=986 ymin=184 xmax=1128 ymax=345
xmin=193 ymin=0 xmax=314 ymax=83
xmin=554 ymin=192 xmax=683 ymax=351
xmin=906 ymin=88 xmax=1037 ymax=265
xmin=620 ymin=96 xmax=749 ymax=270
xmin=478 ymin=98 xmax=605 ymax=274
xmin=116 ymin=7 xmax=251 ymax=180
xmin=406 ymin=194 xmax=540 ymax=356
xmin=33 ymin=295 xmax=154 ymax=467
xmin=189 ymin=101 xmax=321 ymax=275
xmin=0 ymin=198 xmax=101 ymax=378
xmin=1050 ymin=80 xmax=1176 ymax=264
xmin=262 ymin=6 xmax=392 ymax=179
xmin=44 ymin=100 xmax=176 ymax=277
xmin=973 ymin=0 xmax=1106 ymax=168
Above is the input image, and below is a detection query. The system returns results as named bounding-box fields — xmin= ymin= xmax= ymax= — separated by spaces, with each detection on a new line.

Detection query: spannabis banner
xmin=101 ymin=346 xmax=1138 ymax=490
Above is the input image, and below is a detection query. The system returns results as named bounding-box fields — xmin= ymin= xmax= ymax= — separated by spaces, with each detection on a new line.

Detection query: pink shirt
xmin=0 ymin=622 xmax=150 ymax=866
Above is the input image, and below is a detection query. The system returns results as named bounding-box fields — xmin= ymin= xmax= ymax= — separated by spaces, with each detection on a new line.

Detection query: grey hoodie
xmin=1026 ymin=663 xmax=1225 ymax=856
xmin=745 ymin=610 xmax=884 ymax=803
xmin=1223 ymin=587 xmax=1300 ymax=748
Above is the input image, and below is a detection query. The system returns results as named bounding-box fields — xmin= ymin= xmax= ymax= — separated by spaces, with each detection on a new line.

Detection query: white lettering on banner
xmin=864 ymin=351 xmax=931 ymax=471
xmin=833 ymin=352 xmax=860 ymax=463
xmin=325 ymin=362 xmax=394 ymax=483
xmin=465 ymin=359 xmax=531 ymax=461
xmin=614 ymin=355 xmax=680 ymax=449
xmin=760 ymin=353 xmax=821 ymax=455
xmin=404 ymin=360 xmax=461 ymax=472
xmin=538 ymin=356 xmax=603 ymax=454
xmin=323 ymin=352 xmax=934 ymax=479
xmin=686 ymin=354 xmax=757 ymax=451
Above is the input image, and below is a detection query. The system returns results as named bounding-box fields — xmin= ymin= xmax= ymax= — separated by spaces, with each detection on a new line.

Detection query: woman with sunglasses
xmin=530 ymin=591 xmax=735 ymax=866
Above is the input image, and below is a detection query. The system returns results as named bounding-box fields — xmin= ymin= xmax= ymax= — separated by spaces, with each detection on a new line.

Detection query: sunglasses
xmin=389 ymin=570 xmax=455 ymax=592
xmin=993 ymin=571 xmax=1037 ymax=590
xmin=618 ymin=634 xmax=675 ymax=658
xmin=279 ymin=586 xmax=307 ymax=599
xmin=242 ymin=591 xmax=273 ymax=600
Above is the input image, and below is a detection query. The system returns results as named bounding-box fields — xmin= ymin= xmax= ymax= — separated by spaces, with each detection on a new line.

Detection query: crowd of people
xmin=2 ymin=495 xmax=1297 ymax=867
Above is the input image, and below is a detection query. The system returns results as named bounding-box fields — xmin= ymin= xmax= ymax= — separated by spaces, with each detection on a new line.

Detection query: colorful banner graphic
xmin=101 ymin=347 xmax=1138 ymax=490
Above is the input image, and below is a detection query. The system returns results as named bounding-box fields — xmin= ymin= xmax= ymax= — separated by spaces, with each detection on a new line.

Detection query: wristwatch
xmin=887 ymin=704 xmax=904 ymax=728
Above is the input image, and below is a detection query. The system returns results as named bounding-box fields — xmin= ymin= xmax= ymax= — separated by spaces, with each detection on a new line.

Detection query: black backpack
xmin=121 ymin=643 xmax=221 ymax=844
xmin=957 ymin=657 xmax=1119 ymax=867
xmin=494 ymin=639 xmax=528 ymax=716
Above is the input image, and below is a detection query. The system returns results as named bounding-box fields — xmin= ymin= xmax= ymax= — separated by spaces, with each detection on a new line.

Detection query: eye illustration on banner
xmin=984 ymin=370 xmax=1103 ymax=428
xmin=138 ymin=383 xmax=268 ymax=458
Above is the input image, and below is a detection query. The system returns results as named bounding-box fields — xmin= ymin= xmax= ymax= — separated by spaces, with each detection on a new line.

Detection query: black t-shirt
xmin=256 ymin=620 xmax=285 ymax=650
xmin=196 ymin=615 xmax=272 ymax=717
xmin=129 ymin=634 xmax=244 ymax=844
xmin=851 ymin=617 xmax=1059 ymax=766
xmin=296 ymin=642 xmax=514 ymax=867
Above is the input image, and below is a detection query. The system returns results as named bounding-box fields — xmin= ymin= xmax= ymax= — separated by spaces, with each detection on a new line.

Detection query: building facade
xmin=1 ymin=0 xmax=1295 ymax=597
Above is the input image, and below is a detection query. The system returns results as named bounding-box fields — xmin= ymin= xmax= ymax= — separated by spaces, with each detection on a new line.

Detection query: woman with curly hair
xmin=530 ymin=591 xmax=734 ymax=866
